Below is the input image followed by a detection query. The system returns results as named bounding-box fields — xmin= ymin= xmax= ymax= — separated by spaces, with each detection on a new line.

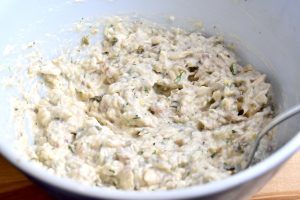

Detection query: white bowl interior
xmin=0 ymin=0 xmax=299 ymax=199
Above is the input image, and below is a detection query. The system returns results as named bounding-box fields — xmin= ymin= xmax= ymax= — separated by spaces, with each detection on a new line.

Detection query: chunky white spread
xmin=14 ymin=17 xmax=274 ymax=190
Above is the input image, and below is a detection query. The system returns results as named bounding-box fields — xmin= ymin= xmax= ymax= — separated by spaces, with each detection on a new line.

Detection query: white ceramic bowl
xmin=0 ymin=1 xmax=300 ymax=199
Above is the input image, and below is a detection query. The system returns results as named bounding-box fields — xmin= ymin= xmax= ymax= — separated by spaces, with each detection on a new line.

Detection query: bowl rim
xmin=1 ymin=132 xmax=299 ymax=200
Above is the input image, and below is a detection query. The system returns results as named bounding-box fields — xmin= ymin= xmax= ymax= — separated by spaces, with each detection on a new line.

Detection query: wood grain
xmin=0 ymin=152 xmax=299 ymax=200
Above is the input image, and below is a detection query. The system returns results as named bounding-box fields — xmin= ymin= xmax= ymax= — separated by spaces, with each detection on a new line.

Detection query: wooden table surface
xmin=0 ymin=152 xmax=300 ymax=200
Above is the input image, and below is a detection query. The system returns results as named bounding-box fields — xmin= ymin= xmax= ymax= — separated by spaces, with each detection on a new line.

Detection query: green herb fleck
xmin=210 ymin=148 xmax=221 ymax=158
xmin=210 ymin=151 xmax=218 ymax=158
xmin=136 ymin=46 xmax=144 ymax=54
xmin=230 ymin=63 xmax=238 ymax=75
xmin=89 ymin=95 xmax=103 ymax=102
xmin=138 ymin=150 xmax=144 ymax=155
xmin=133 ymin=115 xmax=140 ymax=119
xmin=236 ymin=144 xmax=245 ymax=153
xmin=110 ymin=37 xmax=118 ymax=46
xmin=271 ymin=104 xmax=276 ymax=112
xmin=112 ymin=180 xmax=118 ymax=186
xmin=175 ymin=71 xmax=185 ymax=82
xmin=95 ymin=126 xmax=102 ymax=131
xmin=68 ymin=145 xmax=74 ymax=153
xmin=81 ymin=35 xmax=89 ymax=46
xmin=213 ymin=40 xmax=223 ymax=46
xmin=226 ymin=138 xmax=233 ymax=145
xmin=227 ymin=43 xmax=235 ymax=50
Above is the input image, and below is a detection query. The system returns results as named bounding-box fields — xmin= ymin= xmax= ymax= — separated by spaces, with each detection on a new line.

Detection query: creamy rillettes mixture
xmin=16 ymin=17 xmax=274 ymax=190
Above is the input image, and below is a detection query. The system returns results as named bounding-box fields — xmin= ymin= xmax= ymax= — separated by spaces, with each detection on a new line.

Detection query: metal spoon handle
xmin=244 ymin=104 xmax=300 ymax=169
